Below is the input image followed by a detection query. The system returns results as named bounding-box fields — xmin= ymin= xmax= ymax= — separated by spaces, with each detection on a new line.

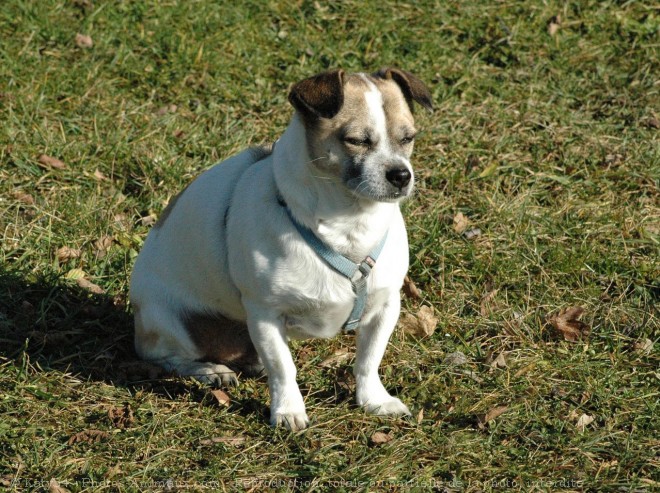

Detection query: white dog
xmin=130 ymin=68 xmax=432 ymax=430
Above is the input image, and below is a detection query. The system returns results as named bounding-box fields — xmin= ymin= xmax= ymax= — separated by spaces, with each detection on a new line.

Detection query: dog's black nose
xmin=385 ymin=168 xmax=412 ymax=189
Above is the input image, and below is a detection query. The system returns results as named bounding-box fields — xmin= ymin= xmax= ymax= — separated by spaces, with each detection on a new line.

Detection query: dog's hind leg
xmin=134 ymin=304 xmax=241 ymax=387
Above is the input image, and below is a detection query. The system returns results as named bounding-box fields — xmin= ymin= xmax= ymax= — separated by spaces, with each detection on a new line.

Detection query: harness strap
xmin=279 ymin=197 xmax=387 ymax=331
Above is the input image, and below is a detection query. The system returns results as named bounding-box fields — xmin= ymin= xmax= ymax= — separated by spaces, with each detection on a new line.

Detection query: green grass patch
xmin=1 ymin=0 xmax=658 ymax=491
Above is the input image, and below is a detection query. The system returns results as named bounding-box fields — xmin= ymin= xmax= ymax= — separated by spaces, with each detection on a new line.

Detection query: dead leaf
xmin=633 ymin=338 xmax=653 ymax=355
xmin=49 ymin=479 xmax=71 ymax=493
xmin=156 ymin=104 xmax=178 ymax=116
xmin=200 ymin=436 xmax=246 ymax=447
xmin=94 ymin=235 xmax=114 ymax=258
xmin=453 ymin=212 xmax=470 ymax=234
xmin=210 ymin=389 xmax=231 ymax=407
xmin=38 ymin=154 xmax=67 ymax=170
xmin=575 ymin=413 xmax=595 ymax=432
xmin=489 ymin=352 xmax=507 ymax=370
xmin=68 ymin=429 xmax=110 ymax=446
xmin=66 ymin=268 xmax=86 ymax=280
xmin=75 ymin=33 xmax=93 ymax=48
xmin=416 ymin=408 xmax=424 ymax=424
xmin=402 ymin=275 xmax=421 ymax=300
xmin=480 ymin=288 xmax=499 ymax=316
xmin=12 ymin=191 xmax=35 ymax=205
xmin=108 ymin=404 xmax=134 ymax=429
xmin=477 ymin=405 xmax=509 ymax=429
xmin=94 ymin=169 xmax=110 ymax=181
xmin=370 ymin=431 xmax=393 ymax=445
xmin=463 ymin=228 xmax=482 ymax=240
xmin=443 ymin=351 xmax=469 ymax=366
xmin=76 ymin=277 xmax=105 ymax=295
xmin=320 ymin=348 xmax=352 ymax=368
xmin=548 ymin=306 xmax=590 ymax=342
xmin=642 ymin=117 xmax=660 ymax=129
xmin=478 ymin=162 xmax=498 ymax=178
xmin=399 ymin=305 xmax=438 ymax=338
xmin=173 ymin=129 xmax=185 ymax=139
xmin=56 ymin=246 xmax=81 ymax=262
xmin=141 ymin=213 xmax=158 ymax=226
xmin=548 ymin=15 xmax=561 ymax=37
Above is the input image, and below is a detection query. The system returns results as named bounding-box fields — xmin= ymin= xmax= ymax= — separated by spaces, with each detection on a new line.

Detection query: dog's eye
xmin=343 ymin=137 xmax=371 ymax=148
xmin=400 ymin=136 xmax=415 ymax=145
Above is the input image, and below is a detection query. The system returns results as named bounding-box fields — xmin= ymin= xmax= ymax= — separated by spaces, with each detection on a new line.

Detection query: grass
xmin=1 ymin=0 xmax=658 ymax=491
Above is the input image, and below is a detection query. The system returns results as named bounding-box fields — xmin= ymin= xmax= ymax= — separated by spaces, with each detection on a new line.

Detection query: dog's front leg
xmin=244 ymin=301 xmax=309 ymax=431
xmin=354 ymin=292 xmax=411 ymax=417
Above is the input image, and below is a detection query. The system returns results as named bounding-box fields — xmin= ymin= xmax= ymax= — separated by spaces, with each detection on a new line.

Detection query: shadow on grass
xmin=0 ymin=268 xmax=275 ymax=421
xmin=0 ymin=269 xmax=236 ymax=401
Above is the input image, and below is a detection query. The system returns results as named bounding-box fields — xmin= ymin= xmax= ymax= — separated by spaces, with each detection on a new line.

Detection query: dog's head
xmin=288 ymin=68 xmax=433 ymax=203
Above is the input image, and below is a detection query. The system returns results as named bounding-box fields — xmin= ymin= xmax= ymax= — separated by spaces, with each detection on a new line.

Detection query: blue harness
xmin=279 ymin=196 xmax=388 ymax=331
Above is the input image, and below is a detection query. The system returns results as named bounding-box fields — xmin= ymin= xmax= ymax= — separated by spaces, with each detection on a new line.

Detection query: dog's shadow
xmin=0 ymin=270 xmax=265 ymax=412
xmin=0 ymin=270 xmax=365 ymax=423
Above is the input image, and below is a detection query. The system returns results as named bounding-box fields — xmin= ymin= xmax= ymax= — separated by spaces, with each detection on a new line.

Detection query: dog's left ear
xmin=375 ymin=67 xmax=434 ymax=112
xmin=288 ymin=69 xmax=345 ymax=121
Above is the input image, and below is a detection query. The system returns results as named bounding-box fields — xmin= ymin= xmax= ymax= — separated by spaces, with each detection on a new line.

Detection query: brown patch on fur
xmin=183 ymin=311 xmax=260 ymax=370
xmin=373 ymin=68 xmax=434 ymax=112
xmin=304 ymin=74 xmax=417 ymax=166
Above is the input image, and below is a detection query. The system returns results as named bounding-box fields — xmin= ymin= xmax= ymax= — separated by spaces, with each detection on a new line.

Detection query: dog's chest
xmin=281 ymin=274 xmax=388 ymax=339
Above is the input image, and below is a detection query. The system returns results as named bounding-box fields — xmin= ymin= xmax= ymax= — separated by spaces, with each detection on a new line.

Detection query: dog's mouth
xmin=344 ymin=177 xmax=414 ymax=203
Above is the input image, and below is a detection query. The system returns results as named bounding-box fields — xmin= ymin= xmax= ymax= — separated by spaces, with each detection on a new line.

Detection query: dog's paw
xmin=271 ymin=411 xmax=310 ymax=431
xmin=363 ymin=397 xmax=411 ymax=417
xmin=190 ymin=363 xmax=239 ymax=388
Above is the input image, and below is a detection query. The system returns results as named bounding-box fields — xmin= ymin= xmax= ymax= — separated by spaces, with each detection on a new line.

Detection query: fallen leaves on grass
xmin=400 ymin=305 xmax=438 ymax=338
xmin=66 ymin=268 xmax=105 ymax=294
xmin=453 ymin=212 xmax=470 ymax=234
xmin=548 ymin=306 xmax=590 ymax=342
xmin=94 ymin=235 xmax=114 ymax=258
xmin=68 ymin=429 xmax=110 ymax=446
xmin=156 ymin=104 xmax=178 ymax=116
xmin=76 ymin=278 xmax=104 ymax=294
xmin=477 ymin=405 xmax=509 ymax=430
xmin=108 ymin=404 xmax=134 ymax=429
xmin=478 ymin=162 xmax=498 ymax=178
xmin=633 ymin=338 xmax=653 ymax=355
xmin=320 ymin=348 xmax=352 ymax=368
xmin=38 ymin=154 xmax=67 ymax=170
xmin=575 ymin=413 xmax=595 ymax=432
xmin=548 ymin=14 xmax=561 ymax=37
xmin=480 ymin=288 xmax=499 ymax=316
xmin=56 ymin=246 xmax=81 ymax=262
xmin=210 ymin=389 xmax=231 ymax=407
xmin=141 ymin=213 xmax=158 ymax=226
xmin=463 ymin=228 xmax=482 ymax=240
xmin=75 ymin=33 xmax=93 ymax=48
xmin=443 ymin=351 xmax=469 ymax=366
xmin=488 ymin=352 xmax=508 ymax=370
xmin=12 ymin=191 xmax=35 ymax=205
xmin=94 ymin=169 xmax=110 ymax=181
xmin=200 ymin=436 xmax=246 ymax=447
xmin=370 ymin=431 xmax=393 ymax=446
xmin=402 ymin=275 xmax=421 ymax=300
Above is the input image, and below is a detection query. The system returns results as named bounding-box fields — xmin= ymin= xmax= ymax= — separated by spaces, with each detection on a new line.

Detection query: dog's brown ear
xmin=375 ymin=67 xmax=433 ymax=112
xmin=288 ymin=69 xmax=345 ymax=120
